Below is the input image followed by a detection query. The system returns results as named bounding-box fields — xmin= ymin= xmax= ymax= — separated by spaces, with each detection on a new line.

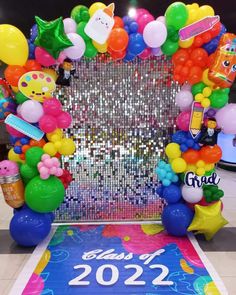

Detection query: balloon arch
xmin=0 ymin=1 xmax=235 ymax=246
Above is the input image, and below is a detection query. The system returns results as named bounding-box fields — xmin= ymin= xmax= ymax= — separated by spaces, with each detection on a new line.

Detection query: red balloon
xmin=172 ymin=49 xmax=189 ymax=66
xmin=188 ymin=66 xmax=203 ymax=85
xmin=4 ymin=65 xmax=27 ymax=87
xmin=200 ymin=145 xmax=222 ymax=163
xmin=24 ymin=60 xmax=42 ymax=71
xmin=108 ymin=47 xmax=126 ymax=60
xmin=190 ymin=48 xmax=209 ymax=68
xmin=108 ymin=28 xmax=129 ymax=52
xmin=182 ymin=149 xmax=200 ymax=164
xmin=113 ymin=16 xmax=124 ymax=28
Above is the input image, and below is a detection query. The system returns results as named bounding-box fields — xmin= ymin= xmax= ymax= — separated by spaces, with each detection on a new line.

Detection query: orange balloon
xmin=24 ymin=60 xmax=42 ymax=71
xmin=188 ymin=66 xmax=203 ymax=85
xmin=4 ymin=65 xmax=27 ymax=87
xmin=113 ymin=16 xmax=124 ymax=28
xmin=108 ymin=47 xmax=126 ymax=60
xmin=200 ymin=145 xmax=222 ymax=164
xmin=19 ymin=154 xmax=25 ymax=160
xmin=22 ymin=145 xmax=31 ymax=153
xmin=108 ymin=28 xmax=129 ymax=52
xmin=182 ymin=149 xmax=200 ymax=164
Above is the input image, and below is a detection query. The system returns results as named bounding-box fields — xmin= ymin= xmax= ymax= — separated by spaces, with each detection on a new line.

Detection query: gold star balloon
xmin=34 ymin=16 xmax=73 ymax=59
xmin=188 ymin=201 xmax=228 ymax=241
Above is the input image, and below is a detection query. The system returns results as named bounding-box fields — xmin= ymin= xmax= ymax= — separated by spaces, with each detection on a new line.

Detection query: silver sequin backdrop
xmin=54 ymin=56 xmax=180 ymax=222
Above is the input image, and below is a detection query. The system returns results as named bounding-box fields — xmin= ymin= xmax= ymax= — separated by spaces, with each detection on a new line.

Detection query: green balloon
xmin=165 ymin=2 xmax=188 ymax=30
xmin=76 ymin=22 xmax=90 ymax=41
xmin=71 ymin=5 xmax=90 ymax=23
xmin=191 ymin=82 xmax=206 ymax=96
xmin=167 ymin=26 xmax=179 ymax=42
xmin=25 ymin=147 xmax=44 ymax=167
xmin=209 ymin=89 xmax=229 ymax=109
xmin=20 ymin=164 xmax=39 ymax=184
xmin=15 ymin=91 xmax=28 ymax=104
xmin=161 ymin=39 xmax=179 ymax=56
xmin=25 ymin=176 xmax=65 ymax=213
xmin=84 ymin=41 xmax=98 ymax=59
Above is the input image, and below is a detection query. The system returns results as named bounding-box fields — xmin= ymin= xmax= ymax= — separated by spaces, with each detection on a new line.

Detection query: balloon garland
xmin=0 ymin=1 xmax=236 ymax=246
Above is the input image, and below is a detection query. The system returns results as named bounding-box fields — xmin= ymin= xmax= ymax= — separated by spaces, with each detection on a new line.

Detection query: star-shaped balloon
xmin=34 ymin=16 xmax=73 ymax=59
xmin=188 ymin=201 xmax=228 ymax=241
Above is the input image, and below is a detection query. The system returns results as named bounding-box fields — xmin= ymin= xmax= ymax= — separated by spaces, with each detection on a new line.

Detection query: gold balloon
xmin=89 ymin=2 xmax=106 ymax=17
xmin=202 ymin=69 xmax=215 ymax=88
xmin=58 ymin=138 xmax=76 ymax=156
xmin=0 ymin=25 xmax=28 ymax=66
xmin=188 ymin=201 xmax=228 ymax=241
xmin=93 ymin=40 xmax=108 ymax=53
xmin=198 ymin=5 xmax=215 ymax=19
xmin=179 ymin=38 xmax=194 ymax=48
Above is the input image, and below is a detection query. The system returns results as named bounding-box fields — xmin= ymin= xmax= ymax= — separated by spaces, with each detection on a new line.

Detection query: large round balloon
xmin=162 ymin=203 xmax=194 ymax=236
xmin=165 ymin=2 xmax=188 ymax=30
xmin=10 ymin=207 xmax=52 ymax=246
xmin=25 ymin=176 xmax=65 ymax=213
xmin=216 ymin=104 xmax=236 ymax=134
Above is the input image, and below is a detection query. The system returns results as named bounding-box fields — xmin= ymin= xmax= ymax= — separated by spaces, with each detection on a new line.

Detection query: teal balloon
xmin=165 ymin=2 xmax=188 ymax=30
xmin=161 ymin=39 xmax=179 ymax=56
xmin=71 ymin=5 xmax=90 ymax=23
xmin=20 ymin=164 xmax=39 ymax=184
xmin=192 ymin=82 xmax=207 ymax=96
xmin=25 ymin=147 xmax=44 ymax=167
xmin=15 ymin=91 xmax=28 ymax=104
xmin=25 ymin=176 xmax=65 ymax=213
xmin=209 ymin=89 xmax=229 ymax=109
xmin=84 ymin=41 xmax=98 ymax=58
xmin=76 ymin=22 xmax=90 ymax=41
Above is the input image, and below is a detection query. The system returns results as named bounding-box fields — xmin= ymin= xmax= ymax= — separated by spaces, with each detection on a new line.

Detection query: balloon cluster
xmin=155 ymin=160 xmax=178 ymax=187
xmin=37 ymin=154 xmax=63 ymax=179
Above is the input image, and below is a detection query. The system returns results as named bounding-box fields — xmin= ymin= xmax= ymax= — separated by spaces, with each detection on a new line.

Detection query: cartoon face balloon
xmin=85 ymin=3 xmax=115 ymax=44
xmin=209 ymin=33 xmax=236 ymax=88
xmin=0 ymin=160 xmax=19 ymax=176
xmin=18 ymin=71 xmax=56 ymax=102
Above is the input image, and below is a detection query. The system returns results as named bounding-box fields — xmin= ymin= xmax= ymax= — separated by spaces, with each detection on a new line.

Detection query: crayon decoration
xmin=179 ymin=15 xmax=220 ymax=41
xmin=189 ymin=102 xmax=205 ymax=139
xmin=18 ymin=71 xmax=56 ymax=103
xmin=209 ymin=33 xmax=236 ymax=88
xmin=85 ymin=3 xmax=115 ymax=44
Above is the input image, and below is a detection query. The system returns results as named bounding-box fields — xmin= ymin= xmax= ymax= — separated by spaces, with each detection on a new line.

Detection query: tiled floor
xmin=0 ymin=168 xmax=235 ymax=294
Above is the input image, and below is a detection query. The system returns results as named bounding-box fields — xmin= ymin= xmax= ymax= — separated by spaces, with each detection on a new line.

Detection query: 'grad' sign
xmin=184 ymin=171 xmax=221 ymax=188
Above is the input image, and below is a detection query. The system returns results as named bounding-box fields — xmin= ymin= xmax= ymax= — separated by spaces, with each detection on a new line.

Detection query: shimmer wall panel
xmin=54 ymin=56 xmax=180 ymax=222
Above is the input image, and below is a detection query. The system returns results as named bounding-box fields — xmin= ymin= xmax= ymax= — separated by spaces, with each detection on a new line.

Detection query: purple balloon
xmin=175 ymin=90 xmax=193 ymax=111
xmin=152 ymin=47 xmax=163 ymax=56
xmin=206 ymin=108 xmax=216 ymax=117
xmin=216 ymin=104 xmax=236 ymax=134
xmin=63 ymin=33 xmax=86 ymax=60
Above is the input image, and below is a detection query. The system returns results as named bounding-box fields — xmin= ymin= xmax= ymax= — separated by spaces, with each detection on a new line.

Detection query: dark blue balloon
xmin=129 ymin=21 xmax=139 ymax=34
xmin=172 ymin=130 xmax=187 ymax=144
xmin=156 ymin=185 xmax=164 ymax=197
xmin=10 ymin=136 xmax=19 ymax=144
xmin=162 ymin=184 xmax=181 ymax=204
xmin=128 ymin=33 xmax=147 ymax=55
xmin=122 ymin=16 xmax=133 ymax=25
xmin=180 ymin=143 xmax=188 ymax=152
xmin=10 ymin=207 xmax=52 ymax=246
xmin=14 ymin=145 xmax=22 ymax=154
xmin=124 ymin=51 xmax=136 ymax=62
xmin=28 ymin=40 xmax=36 ymax=59
xmin=20 ymin=137 xmax=30 ymax=145
xmin=30 ymin=24 xmax=38 ymax=42
xmin=162 ymin=203 xmax=194 ymax=237
xmin=124 ymin=25 xmax=130 ymax=34
xmin=203 ymin=24 xmax=227 ymax=55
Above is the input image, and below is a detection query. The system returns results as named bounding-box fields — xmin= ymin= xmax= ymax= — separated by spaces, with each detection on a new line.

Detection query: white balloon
xmin=20 ymin=100 xmax=44 ymax=123
xmin=63 ymin=33 xmax=86 ymax=60
xmin=143 ymin=21 xmax=167 ymax=48
xmin=175 ymin=90 xmax=193 ymax=111
xmin=182 ymin=185 xmax=203 ymax=203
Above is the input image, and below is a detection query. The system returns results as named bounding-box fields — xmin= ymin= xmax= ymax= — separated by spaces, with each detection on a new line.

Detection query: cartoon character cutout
xmin=0 ymin=160 xmax=19 ymax=177
xmin=198 ymin=118 xmax=221 ymax=147
xmin=18 ymin=71 xmax=56 ymax=103
xmin=209 ymin=33 xmax=236 ymax=88
xmin=85 ymin=3 xmax=115 ymax=44
xmin=56 ymin=58 xmax=75 ymax=87
xmin=189 ymin=102 xmax=204 ymax=138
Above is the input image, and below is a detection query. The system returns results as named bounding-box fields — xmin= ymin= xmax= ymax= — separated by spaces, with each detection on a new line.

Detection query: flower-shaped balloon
xmin=37 ymin=154 xmax=63 ymax=179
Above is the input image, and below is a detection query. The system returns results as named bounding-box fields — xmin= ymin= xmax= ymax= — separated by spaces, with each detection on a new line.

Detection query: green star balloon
xmin=34 ymin=16 xmax=73 ymax=59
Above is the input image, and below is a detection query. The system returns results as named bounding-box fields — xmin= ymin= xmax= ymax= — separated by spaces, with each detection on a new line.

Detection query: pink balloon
xmin=63 ymin=33 xmax=86 ymax=60
xmin=216 ymin=103 xmax=236 ymax=134
xmin=63 ymin=18 xmax=77 ymax=34
xmin=152 ymin=47 xmax=163 ymax=56
xmin=181 ymin=83 xmax=192 ymax=91
xmin=175 ymin=90 xmax=193 ymax=111
xmin=6 ymin=123 xmax=25 ymax=138
xmin=137 ymin=13 xmax=155 ymax=34
xmin=39 ymin=115 xmax=57 ymax=133
xmin=138 ymin=48 xmax=152 ymax=60
xmin=56 ymin=111 xmax=72 ymax=128
xmin=143 ymin=21 xmax=167 ymax=48
xmin=134 ymin=8 xmax=150 ymax=20
xmin=20 ymin=100 xmax=44 ymax=123
xmin=57 ymin=51 xmax=67 ymax=64
xmin=35 ymin=47 xmax=56 ymax=67
xmin=43 ymin=98 xmax=62 ymax=116
xmin=176 ymin=111 xmax=191 ymax=131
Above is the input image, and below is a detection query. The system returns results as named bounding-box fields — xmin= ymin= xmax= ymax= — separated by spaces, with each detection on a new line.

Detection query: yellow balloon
xmin=186 ymin=7 xmax=198 ymax=25
xmin=202 ymin=69 xmax=215 ymax=88
xmin=171 ymin=158 xmax=187 ymax=173
xmin=0 ymin=25 xmax=28 ymax=66
xmin=205 ymin=163 xmax=214 ymax=171
xmin=179 ymin=38 xmax=194 ymax=48
xmin=165 ymin=143 xmax=181 ymax=159
xmin=89 ymin=2 xmax=106 ymax=17
xmin=11 ymin=86 xmax=19 ymax=93
xmin=8 ymin=148 xmax=25 ymax=163
xmin=196 ymin=167 xmax=205 ymax=176
xmin=204 ymin=281 xmax=221 ymax=295
xmin=58 ymin=138 xmax=76 ymax=156
xmin=46 ymin=129 xmax=63 ymax=142
xmin=196 ymin=160 xmax=205 ymax=168
xmin=42 ymin=68 xmax=58 ymax=82
xmin=43 ymin=142 xmax=57 ymax=156
xmin=198 ymin=5 xmax=215 ymax=19
xmin=34 ymin=250 xmax=51 ymax=275
xmin=186 ymin=164 xmax=197 ymax=173
xmin=93 ymin=40 xmax=108 ymax=53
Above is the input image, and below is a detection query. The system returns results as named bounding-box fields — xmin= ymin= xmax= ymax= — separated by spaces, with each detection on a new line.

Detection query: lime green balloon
xmin=191 ymin=82 xmax=206 ymax=96
xmin=71 ymin=5 xmax=90 ymax=23
xmin=84 ymin=41 xmax=98 ymax=58
xmin=165 ymin=2 xmax=188 ymax=30
xmin=76 ymin=21 xmax=90 ymax=41
xmin=20 ymin=164 xmax=39 ymax=184
xmin=25 ymin=147 xmax=44 ymax=167
xmin=161 ymin=39 xmax=179 ymax=56
xmin=25 ymin=176 xmax=65 ymax=213
xmin=15 ymin=91 xmax=28 ymax=104
xmin=209 ymin=89 xmax=229 ymax=109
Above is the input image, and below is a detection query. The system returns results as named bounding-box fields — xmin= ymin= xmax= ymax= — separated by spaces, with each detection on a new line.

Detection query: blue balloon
xmin=10 ymin=136 xmax=19 ymax=144
xmin=163 ymin=184 xmax=181 ymax=204
xmin=124 ymin=51 xmax=136 ymax=62
xmin=128 ymin=33 xmax=147 ymax=55
xmin=162 ymin=203 xmax=194 ymax=237
xmin=20 ymin=137 xmax=30 ymax=145
xmin=129 ymin=21 xmax=139 ymax=34
xmin=122 ymin=16 xmax=133 ymax=26
xmin=28 ymin=40 xmax=36 ymax=59
xmin=10 ymin=207 xmax=52 ymax=246
xmin=172 ymin=130 xmax=187 ymax=144
xmin=14 ymin=145 xmax=22 ymax=154
xmin=156 ymin=185 xmax=164 ymax=197
xmin=203 ymin=24 xmax=227 ymax=55
xmin=30 ymin=24 xmax=38 ymax=42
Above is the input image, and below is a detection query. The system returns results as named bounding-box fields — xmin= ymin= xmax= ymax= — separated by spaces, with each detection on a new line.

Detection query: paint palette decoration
xmin=85 ymin=3 xmax=115 ymax=44
xmin=18 ymin=71 xmax=56 ymax=102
